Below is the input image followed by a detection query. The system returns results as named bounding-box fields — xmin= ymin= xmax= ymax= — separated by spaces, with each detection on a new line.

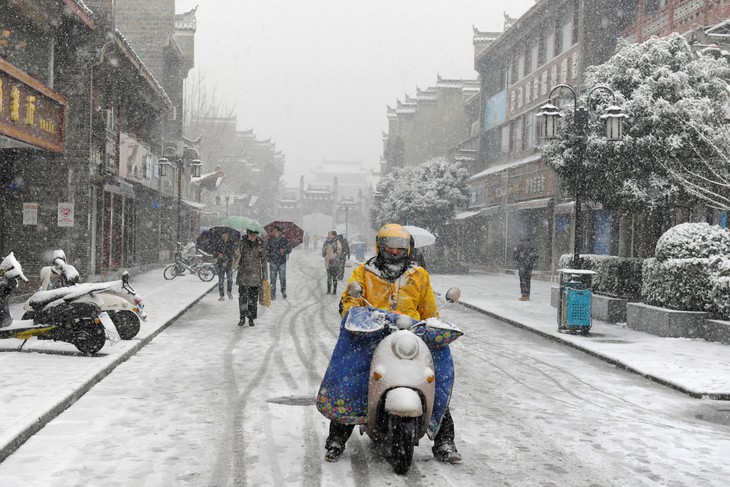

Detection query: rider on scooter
xmin=324 ymin=223 xmax=462 ymax=464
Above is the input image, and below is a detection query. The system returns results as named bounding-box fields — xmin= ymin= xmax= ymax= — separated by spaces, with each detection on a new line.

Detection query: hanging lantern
xmin=536 ymin=102 xmax=562 ymax=139
xmin=600 ymin=105 xmax=627 ymax=141
xmin=189 ymin=159 xmax=203 ymax=178
xmin=157 ymin=157 xmax=170 ymax=177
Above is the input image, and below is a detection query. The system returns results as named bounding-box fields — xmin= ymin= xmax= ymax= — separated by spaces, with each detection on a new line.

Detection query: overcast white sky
xmin=176 ymin=0 xmax=537 ymax=186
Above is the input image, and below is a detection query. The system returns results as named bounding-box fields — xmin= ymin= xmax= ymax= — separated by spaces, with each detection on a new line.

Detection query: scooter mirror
xmin=445 ymin=287 xmax=461 ymax=303
xmin=121 ymin=271 xmax=129 ymax=284
xmin=347 ymin=281 xmax=363 ymax=298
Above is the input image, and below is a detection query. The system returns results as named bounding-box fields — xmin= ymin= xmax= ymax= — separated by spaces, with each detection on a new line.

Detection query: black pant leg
xmin=433 ymin=407 xmax=455 ymax=446
xmin=325 ymin=421 xmax=354 ymax=449
xmin=247 ymin=286 xmax=259 ymax=318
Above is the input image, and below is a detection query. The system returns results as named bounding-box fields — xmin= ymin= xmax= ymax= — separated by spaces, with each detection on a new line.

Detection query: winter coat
xmin=236 ymin=237 xmax=268 ymax=287
xmin=322 ymin=238 xmax=342 ymax=269
xmin=340 ymin=261 xmax=438 ymax=320
xmin=337 ymin=235 xmax=350 ymax=261
xmin=267 ymin=235 xmax=292 ymax=265
xmin=210 ymin=238 xmax=237 ymax=265
xmin=514 ymin=239 xmax=538 ymax=271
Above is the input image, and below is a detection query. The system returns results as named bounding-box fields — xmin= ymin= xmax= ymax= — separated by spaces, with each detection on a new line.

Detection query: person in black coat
xmin=336 ymin=234 xmax=350 ymax=280
xmin=513 ymin=236 xmax=538 ymax=301
xmin=266 ymin=226 xmax=292 ymax=300
xmin=211 ymin=232 xmax=237 ymax=301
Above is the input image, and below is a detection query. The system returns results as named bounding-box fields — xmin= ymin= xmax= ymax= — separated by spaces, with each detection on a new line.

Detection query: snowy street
xmin=1 ymin=250 xmax=730 ymax=486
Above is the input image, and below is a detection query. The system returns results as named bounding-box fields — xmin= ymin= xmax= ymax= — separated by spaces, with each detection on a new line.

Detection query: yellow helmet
xmin=376 ymin=224 xmax=411 ymax=259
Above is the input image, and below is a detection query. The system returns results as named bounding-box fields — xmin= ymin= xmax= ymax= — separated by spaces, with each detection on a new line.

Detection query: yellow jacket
xmin=340 ymin=261 xmax=438 ymax=320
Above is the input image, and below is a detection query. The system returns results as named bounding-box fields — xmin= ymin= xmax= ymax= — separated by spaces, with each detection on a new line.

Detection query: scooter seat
xmin=28 ymin=283 xmax=110 ymax=310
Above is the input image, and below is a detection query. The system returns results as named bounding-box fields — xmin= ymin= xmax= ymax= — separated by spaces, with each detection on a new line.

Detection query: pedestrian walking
xmin=236 ymin=229 xmax=268 ymax=326
xmin=322 ymin=230 xmax=342 ymax=295
xmin=313 ymin=234 xmax=321 ymax=251
xmin=266 ymin=225 xmax=292 ymax=300
xmin=303 ymin=232 xmax=311 ymax=251
xmin=513 ymin=235 xmax=538 ymax=301
xmin=211 ymin=232 xmax=237 ymax=301
xmin=336 ymin=234 xmax=350 ymax=281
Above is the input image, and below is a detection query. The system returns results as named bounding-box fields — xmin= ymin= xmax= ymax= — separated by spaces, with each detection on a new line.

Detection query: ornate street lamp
xmin=538 ymin=84 xmax=626 ymax=267
xmin=189 ymin=159 xmax=203 ymax=178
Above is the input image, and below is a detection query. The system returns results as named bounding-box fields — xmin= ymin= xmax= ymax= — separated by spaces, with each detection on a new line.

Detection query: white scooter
xmin=31 ymin=252 xmax=146 ymax=340
xmin=347 ymin=282 xmax=463 ymax=475
xmin=1 ymin=253 xmax=119 ymax=354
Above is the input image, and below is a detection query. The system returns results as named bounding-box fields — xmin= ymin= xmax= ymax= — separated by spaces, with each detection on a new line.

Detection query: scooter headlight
xmin=392 ymin=333 xmax=419 ymax=360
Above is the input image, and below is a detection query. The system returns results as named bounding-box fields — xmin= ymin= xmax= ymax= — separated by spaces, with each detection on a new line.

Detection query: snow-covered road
xmin=1 ymin=251 xmax=729 ymax=486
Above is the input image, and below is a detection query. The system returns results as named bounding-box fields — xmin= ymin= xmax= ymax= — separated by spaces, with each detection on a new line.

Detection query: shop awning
xmin=507 ymin=197 xmax=552 ymax=211
xmin=454 ymin=210 xmax=482 ymax=220
xmin=554 ymin=201 xmax=603 ymax=213
xmin=181 ymin=199 xmax=207 ymax=210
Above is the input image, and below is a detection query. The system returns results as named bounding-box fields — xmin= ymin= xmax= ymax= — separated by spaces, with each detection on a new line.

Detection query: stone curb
xmin=0 ymin=282 xmax=217 ymax=463
xmin=454 ymin=299 xmax=730 ymax=401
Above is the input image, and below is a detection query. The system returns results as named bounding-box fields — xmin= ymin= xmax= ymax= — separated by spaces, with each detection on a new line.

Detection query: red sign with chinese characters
xmin=0 ymin=57 xmax=65 ymax=152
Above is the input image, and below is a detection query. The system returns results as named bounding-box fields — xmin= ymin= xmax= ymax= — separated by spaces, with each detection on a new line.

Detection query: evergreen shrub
xmin=654 ymin=222 xmax=730 ymax=261
xmin=557 ymin=254 xmax=643 ymax=300
xmin=642 ymin=257 xmax=711 ymax=312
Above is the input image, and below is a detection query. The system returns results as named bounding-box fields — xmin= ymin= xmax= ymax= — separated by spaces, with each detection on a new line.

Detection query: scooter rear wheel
xmin=163 ymin=264 xmax=179 ymax=280
xmin=73 ymin=321 xmax=106 ymax=355
xmin=111 ymin=310 xmax=141 ymax=340
xmin=390 ymin=416 xmax=417 ymax=475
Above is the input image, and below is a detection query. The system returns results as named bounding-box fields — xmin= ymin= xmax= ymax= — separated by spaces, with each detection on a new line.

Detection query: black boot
xmin=249 ymin=317 xmax=255 ymax=327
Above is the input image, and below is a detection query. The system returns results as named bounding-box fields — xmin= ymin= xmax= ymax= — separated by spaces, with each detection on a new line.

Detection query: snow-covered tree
xmin=542 ymin=33 xmax=730 ymax=213
xmin=370 ymin=157 xmax=469 ymax=232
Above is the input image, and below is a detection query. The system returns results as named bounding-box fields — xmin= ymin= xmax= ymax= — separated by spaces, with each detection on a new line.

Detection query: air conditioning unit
xmin=102 ymin=109 xmax=115 ymax=131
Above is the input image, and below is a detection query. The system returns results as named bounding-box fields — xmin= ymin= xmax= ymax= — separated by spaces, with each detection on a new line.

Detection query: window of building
xmin=517 ymin=54 xmax=525 ymax=80
xmin=545 ymin=31 xmax=555 ymax=61
xmin=525 ymin=111 xmax=536 ymax=149
xmin=512 ymin=116 xmax=523 ymax=153
xmin=500 ymin=125 xmax=510 ymax=155
xmin=561 ymin=17 xmax=573 ymax=53
xmin=530 ymin=43 xmax=539 ymax=73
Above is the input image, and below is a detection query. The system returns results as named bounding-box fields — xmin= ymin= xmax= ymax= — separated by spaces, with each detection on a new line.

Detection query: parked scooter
xmin=32 ymin=252 xmax=146 ymax=340
xmin=0 ymin=253 xmax=118 ymax=354
xmin=317 ymin=283 xmax=463 ymax=474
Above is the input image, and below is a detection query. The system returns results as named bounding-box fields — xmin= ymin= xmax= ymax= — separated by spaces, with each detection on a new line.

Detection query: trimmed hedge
xmin=642 ymin=258 xmax=712 ymax=312
xmin=655 ymin=222 xmax=730 ymax=261
xmin=558 ymin=254 xmax=643 ymax=300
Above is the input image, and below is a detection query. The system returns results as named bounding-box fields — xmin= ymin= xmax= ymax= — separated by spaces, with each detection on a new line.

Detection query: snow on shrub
xmin=642 ymin=257 xmax=712 ymax=312
xmin=654 ymin=222 xmax=730 ymax=261
xmin=558 ymin=254 xmax=643 ymax=300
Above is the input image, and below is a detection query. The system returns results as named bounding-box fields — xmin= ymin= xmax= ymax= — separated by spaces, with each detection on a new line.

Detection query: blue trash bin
xmin=557 ymin=269 xmax=595 ymax=334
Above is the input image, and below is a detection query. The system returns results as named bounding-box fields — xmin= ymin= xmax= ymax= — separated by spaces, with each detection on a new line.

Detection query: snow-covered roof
xmin=113 ymin=31 xmax=173 ymax=109
xmin=182 ymin=199 xmax=206 ymax=210
xmin=469 ymin=153 xmax=541 ymax=180
xmin=64 ymin=0 xmax=95 ymax=29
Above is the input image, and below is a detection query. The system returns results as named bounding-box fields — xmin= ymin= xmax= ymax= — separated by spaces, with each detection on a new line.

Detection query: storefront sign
xmin=57 ymin=202 xmax=74 ymax=227
xmin=0 ymin=58 xmax=65 ymax=152
xmin=22 ymin=202 xmax=38 ymax=225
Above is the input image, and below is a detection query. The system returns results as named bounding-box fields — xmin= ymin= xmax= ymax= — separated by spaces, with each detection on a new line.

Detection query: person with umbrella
xmin=213 ymin=232 xmax=236 ymax=301
xmin=236 ymin=229 xmax=268 ymax=327
xmin=266 ymin=225 xmax=292 ymax=300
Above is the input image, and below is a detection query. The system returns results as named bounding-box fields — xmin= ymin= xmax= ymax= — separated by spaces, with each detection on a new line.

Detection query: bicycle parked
xmin=163 ymin=242 xmax=217 ymax=281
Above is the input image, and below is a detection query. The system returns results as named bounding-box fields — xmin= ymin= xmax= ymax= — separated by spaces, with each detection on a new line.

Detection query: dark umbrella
xmin=196 ymin=226 xmax=241 ymax=254
xmin=264 ymin=221 xmax=304 ymax=248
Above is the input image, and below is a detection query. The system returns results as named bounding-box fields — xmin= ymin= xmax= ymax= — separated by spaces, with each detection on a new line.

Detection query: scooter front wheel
xmin=111 ymin=310 xmax=141 ymax=340
xmin=163 ymin=264 xmax=179 ymax=280
xmin=389 ymin=416 xmax=417 ymax=475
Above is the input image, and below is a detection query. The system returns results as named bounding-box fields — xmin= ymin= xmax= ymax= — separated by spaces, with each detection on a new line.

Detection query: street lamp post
xmin=158 ymin=147 xmax=202 ymax=246
xmin=338 ymin=198 xmax=358 ymax=240
xmin=537 ymin=84 xmax=626 ymax=268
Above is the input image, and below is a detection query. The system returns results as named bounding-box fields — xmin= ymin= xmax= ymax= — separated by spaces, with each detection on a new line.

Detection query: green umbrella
xmin=220 ymin=216 xmax=267 ymax=235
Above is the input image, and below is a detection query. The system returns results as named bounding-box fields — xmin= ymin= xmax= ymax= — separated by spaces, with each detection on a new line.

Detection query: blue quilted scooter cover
xmin=316 ymin=307 xmax=456 ymax=438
